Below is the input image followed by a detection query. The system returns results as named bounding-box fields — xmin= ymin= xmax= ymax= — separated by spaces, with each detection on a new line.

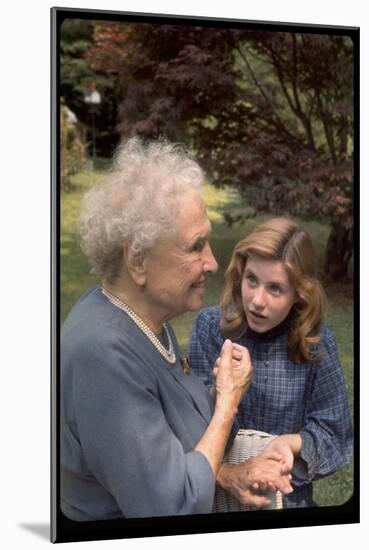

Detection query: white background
xmin=1 ymin=0 xmax=366 ymax=547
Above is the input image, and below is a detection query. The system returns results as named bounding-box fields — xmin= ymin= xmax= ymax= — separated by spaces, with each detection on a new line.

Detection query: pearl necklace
xmin=101 ymin=287 xmax=176 ymax=364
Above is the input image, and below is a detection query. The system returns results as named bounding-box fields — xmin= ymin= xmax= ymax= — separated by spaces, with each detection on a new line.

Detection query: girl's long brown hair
xmin=220 ymin=217 xmax=326 ymax=363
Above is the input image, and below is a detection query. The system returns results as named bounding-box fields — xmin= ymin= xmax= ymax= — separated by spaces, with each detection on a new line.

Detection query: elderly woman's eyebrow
xmin=191 ymin=237 xmax=208 ymax=247
xmin=184 ymin=236 xmax=205 ymax=252
xmin=187 ymin=223 xmax=212 ymax=248
xmin=190 ymin=231 xmax=211 ymax=249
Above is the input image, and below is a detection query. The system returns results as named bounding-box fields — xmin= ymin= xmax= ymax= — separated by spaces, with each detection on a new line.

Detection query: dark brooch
xmin=180 ymin=356 xmax=191 ymax=375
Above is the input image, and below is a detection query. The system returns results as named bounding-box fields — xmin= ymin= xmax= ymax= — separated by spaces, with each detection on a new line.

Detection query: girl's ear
xmin=122 ymin=242 xmax=147 ymax=287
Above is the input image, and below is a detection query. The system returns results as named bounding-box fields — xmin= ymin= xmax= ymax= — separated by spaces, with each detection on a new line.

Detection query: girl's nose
xmin=251 ymin=286 xmax=266 ymax=309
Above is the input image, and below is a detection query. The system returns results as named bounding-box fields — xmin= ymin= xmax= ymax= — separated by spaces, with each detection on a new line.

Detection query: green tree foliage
xmin=60 ymin=19 xmax=121 ymax=157
xmin=60 ymin=103 xmax=86 ymax=191
xmin=84 ymin=23 xmax=354 ymax=281
xmin=60 ymin=19 xmax=96 ymax=109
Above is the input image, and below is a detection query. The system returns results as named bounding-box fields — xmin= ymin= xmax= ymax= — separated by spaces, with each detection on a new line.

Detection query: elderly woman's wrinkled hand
xmin=213 ymin=340 xmax=253 ymax=409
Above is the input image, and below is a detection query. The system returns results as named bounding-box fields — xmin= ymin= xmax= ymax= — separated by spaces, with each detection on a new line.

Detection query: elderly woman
xmin=61 ymin=138 xmax=292 ymax=521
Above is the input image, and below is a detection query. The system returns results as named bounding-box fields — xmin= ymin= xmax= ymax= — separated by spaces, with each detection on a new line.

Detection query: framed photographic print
xmin=51 ymin=6 xmax=359 ymax=543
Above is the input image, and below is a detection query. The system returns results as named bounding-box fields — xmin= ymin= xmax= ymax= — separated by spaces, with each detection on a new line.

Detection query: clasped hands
xmin=213 ymin=340 xmax=293 ymax=507
xmin=218 ymin=452 xmax=293 ymax=508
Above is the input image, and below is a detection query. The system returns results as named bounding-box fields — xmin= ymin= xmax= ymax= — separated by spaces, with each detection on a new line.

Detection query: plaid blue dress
xmin=188 ymin=306 xmax=353 ymax=508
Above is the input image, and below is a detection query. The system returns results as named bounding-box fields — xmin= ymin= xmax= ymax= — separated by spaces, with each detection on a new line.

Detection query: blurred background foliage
xmin=61 ymin=19 xmax=354 ymax=281
xmin=60 ymin=18 xmax=355 ymax=508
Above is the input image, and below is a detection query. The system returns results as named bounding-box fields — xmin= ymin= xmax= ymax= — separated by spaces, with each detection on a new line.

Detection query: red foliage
xmin=85 ymin=23 xmax=355 ymax=279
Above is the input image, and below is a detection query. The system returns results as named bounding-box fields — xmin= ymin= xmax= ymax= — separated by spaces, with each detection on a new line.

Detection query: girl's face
xmin=241 ymin=256 xmax=296 ymax=333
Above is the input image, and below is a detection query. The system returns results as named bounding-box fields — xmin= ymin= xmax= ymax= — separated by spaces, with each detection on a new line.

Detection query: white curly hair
xmin=78 ymin=137 xmax=205 ymax=281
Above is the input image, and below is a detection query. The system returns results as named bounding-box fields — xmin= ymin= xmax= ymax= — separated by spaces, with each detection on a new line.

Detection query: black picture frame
xmin=51 ymin=6 xmax=360 ymax=543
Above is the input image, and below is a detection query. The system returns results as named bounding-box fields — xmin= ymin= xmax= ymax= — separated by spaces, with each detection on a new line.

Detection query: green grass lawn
xmin=61 ymin=162 xmax=354 ymax=508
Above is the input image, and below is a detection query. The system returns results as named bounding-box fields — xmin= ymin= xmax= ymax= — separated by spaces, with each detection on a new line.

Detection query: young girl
xmin=188 ymin=217 xmax=353 ymax=508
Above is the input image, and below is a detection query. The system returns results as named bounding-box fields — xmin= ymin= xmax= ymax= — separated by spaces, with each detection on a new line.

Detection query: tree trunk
xmin=324 ymin=222 xmax=353 ymax=281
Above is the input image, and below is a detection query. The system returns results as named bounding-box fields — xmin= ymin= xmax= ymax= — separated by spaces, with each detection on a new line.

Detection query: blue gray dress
xmin=61 ymin=288 xmax=215 ymax=521
xmin=188 ymin=306 xmax=353 ymax=508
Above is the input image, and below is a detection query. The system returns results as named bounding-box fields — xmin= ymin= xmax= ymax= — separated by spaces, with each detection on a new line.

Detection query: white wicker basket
xmin=214 ymin=429 xmax=283 ymax=512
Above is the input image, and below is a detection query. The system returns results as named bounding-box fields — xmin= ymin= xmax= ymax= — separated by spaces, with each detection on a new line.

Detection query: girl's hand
xmin=263 ymin=434 xmax=301 ymax=471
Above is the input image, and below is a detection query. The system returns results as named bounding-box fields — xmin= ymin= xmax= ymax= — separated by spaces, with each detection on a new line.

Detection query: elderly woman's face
xmin=143 ymin=191 xmax=218 ymax=321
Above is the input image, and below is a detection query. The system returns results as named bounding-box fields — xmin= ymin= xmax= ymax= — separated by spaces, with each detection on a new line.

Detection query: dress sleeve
xmin=73 ymin=327 xmax=215 ymax=518
xmin=188 ymin=308 xmax=223 ymax=391
xmin=293 ymin=328 xmax=353 ymax=486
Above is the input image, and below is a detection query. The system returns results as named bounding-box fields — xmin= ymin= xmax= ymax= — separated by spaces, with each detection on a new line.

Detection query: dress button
xmin=263 ymin=375 xmax=268 ymax=381
xmin=265 ymin=360 xmax=270 ymax=366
